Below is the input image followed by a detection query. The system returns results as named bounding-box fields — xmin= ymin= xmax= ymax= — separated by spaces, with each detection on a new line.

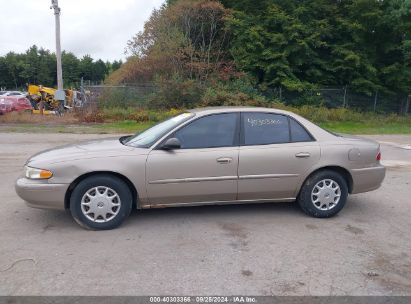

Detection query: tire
xmin=297 ymin=170 xmax=348 ymax=218
xmin=70 ymin=174 xmax=133 ymax=230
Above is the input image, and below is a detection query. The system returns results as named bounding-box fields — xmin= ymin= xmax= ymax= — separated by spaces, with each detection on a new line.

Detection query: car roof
xmin=188 ymin=106 xmax=292 ymax=116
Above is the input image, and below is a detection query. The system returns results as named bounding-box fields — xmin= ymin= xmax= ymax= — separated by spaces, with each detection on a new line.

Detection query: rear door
xmin=238 ymin=112 xmax=320 ymax=200
xmin=146 ymin=113 xmax=240 ymax=206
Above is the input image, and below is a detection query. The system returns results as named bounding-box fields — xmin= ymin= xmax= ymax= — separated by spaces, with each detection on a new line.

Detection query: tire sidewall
xmin=70 ymin=175 xmax=133 ymax=230
xmin=298 ymin=170 xmax=348 ymax=218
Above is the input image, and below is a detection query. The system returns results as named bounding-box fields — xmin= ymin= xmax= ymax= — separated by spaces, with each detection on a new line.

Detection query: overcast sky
xmin=0 ymin=0 xmax=165 ymax=62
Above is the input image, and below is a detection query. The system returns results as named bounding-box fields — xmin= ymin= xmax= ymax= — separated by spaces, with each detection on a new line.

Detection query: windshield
xmin=124 ymin=112 xmax=194 ymax=148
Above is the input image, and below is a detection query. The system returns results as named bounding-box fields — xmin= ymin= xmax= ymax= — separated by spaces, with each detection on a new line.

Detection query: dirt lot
xmin=0 ymin=133 xmax=410 ymax=296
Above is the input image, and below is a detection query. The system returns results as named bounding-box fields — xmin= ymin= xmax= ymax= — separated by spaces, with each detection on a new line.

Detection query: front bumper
xmin=15 ymin=178 xmax=68 ymax=210
xmin=350 ymin=165 xmax=386 ymax=194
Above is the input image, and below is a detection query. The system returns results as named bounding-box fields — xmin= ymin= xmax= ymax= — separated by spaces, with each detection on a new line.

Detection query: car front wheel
xmin=70 ymin=174 xmax=133 ymax=230
xmin=298 ymin=170 xmax=348 ymax=218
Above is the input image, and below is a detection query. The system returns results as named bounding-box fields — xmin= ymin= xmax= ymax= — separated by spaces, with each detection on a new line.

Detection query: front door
xmin=146 ymin=113 xmax=240 ymax=206
xmin=238 ymin=112 xmax=320 ymax=200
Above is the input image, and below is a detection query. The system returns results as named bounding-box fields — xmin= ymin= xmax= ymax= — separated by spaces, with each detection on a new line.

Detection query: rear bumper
xmin=15 ymin=178 xmax=68 ymax=210
xmin=350 ymin=165 xmax=386 ymax=194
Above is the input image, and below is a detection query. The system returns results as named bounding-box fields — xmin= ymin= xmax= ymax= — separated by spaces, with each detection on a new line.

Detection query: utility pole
xmin=50 ymin=0 xmax=65 ymax=112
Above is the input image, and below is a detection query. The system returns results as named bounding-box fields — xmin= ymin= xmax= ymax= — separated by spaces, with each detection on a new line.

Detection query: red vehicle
xmin=0 ymin=96 xmax=32 ymax=114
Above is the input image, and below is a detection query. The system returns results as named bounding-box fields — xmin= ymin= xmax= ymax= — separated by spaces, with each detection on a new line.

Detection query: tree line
xmin=108 ymin=0 xmax=410 ymax=110
xmin=0 ymin=45 xmax=122 ymax=89
xmin=222 ymin=0 xmax=410 ymax=96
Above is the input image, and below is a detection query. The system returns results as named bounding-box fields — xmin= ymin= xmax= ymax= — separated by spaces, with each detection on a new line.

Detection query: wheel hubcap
xmin=311 ymin=179 xmax=341 ymax=211
xmin=81 ymin=186 xmax=121 ymax=223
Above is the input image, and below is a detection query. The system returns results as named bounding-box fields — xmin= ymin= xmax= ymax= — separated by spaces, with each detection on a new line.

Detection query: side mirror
xmin=161 ymin=137 xmax=181 ymax=150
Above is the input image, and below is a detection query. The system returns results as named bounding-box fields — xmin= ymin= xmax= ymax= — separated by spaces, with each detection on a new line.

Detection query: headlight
xmin=25 ymin=166 xmax=53 ymax=179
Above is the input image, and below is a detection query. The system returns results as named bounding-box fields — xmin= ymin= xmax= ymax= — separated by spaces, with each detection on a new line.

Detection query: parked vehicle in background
xmin=8 ymin=96 xmax=32 ymax=112
xmin=0 ymin=96 xmax=32 ymax=114
xmin=15 ymin=107 xmax=386 ymax=230
xmin=0 ymin=98 xmax=13 ymax=114
xmin=0 ymin=91 xmax=26 ymax=98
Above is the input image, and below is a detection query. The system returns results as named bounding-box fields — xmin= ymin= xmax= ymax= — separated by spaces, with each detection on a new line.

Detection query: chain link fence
xmin=78 ymin=82 xmax=409 ymax=114
xmin=266 ymin=86 xmax=410 ymax=114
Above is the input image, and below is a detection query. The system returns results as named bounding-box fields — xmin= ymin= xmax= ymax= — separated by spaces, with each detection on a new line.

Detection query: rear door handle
xmin=295 ymin=152 xmax=311 ymax=158
xmin=216 ymin=157 xmax=232 ymax=164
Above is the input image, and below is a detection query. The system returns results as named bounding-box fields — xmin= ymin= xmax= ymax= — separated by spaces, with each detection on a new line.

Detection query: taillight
xmin=376 ymin=151 xmax=381 ymax=161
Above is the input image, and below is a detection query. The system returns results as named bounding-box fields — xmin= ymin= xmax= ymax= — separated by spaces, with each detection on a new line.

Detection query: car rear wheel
xmin=297 ymin=170 xmax=348 ymax=218
xmin=70 ymin=174 xmax=133 ymax=230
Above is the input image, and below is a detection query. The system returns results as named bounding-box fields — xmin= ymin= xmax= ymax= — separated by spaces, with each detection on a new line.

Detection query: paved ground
xmin=0 ymin=133 xmax=410 ymax=296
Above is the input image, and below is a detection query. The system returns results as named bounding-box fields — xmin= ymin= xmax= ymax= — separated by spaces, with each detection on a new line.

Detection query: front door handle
xmin=216 ymin=157 xmax=232 ymax=164
xmin=295 ymin=152 xmax=311 ymax=158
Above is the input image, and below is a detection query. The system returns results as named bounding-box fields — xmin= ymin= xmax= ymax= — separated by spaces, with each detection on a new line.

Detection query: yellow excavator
xmin=28 ymin=85 xmax=60 ymax=114
xmin=28 ymin=84 xmax=82 ymax=114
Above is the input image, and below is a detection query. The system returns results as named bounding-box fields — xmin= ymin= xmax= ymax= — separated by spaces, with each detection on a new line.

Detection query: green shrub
xmin=288 ymin=91 xmax=325 ymax=107
xmin=290 ymin=105 xmax=408 ymax=124
xmin=148 ymin=74 xmax=204 ymax=109
xmin=129 ymin=110 xmax=150 ymax=122
xmin=80 ymin=106 xmax=184 ymax=123
xmin=201 ymin=78 xmax=270 ymax=107
xmin=201 ymin=89 xmax=265 ymax=107
xmin=98 ymin=87 xmax=149 ymax=108
xmin=99 ymin=107 xmax=135 ymax=121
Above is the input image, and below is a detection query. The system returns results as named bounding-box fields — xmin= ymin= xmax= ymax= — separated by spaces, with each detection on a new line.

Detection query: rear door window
xmin=242 ymin=112 xmax=290 ymax=145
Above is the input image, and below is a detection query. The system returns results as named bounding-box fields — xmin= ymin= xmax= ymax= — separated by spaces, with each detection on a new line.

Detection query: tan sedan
xmin=15 ymin=107 xmax=385 ymax=230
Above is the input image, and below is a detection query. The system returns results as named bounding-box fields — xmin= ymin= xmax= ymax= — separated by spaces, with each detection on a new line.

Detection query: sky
xmin=0 ymin=0 xmax=165 ymax=62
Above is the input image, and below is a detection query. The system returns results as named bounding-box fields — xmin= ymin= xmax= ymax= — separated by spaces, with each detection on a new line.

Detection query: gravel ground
xmin=0 ymin=133 xmax=410 ymax=296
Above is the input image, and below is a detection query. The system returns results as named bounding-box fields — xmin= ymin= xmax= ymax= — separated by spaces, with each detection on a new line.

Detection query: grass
xmin=0 ymin=121 xmax=155 ymax=134
xmin=93 ymin=121 xmax=154 ymax=133
xmin=319 ymin=121 xmax=411 ymax=134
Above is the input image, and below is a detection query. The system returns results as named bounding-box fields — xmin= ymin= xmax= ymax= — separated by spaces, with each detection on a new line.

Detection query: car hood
xmin=27 ymin=137 xmax=141 ymax=165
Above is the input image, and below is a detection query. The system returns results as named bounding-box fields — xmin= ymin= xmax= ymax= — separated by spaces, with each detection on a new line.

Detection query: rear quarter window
xmin=289 ymin=118 xmax=314 ymax=142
